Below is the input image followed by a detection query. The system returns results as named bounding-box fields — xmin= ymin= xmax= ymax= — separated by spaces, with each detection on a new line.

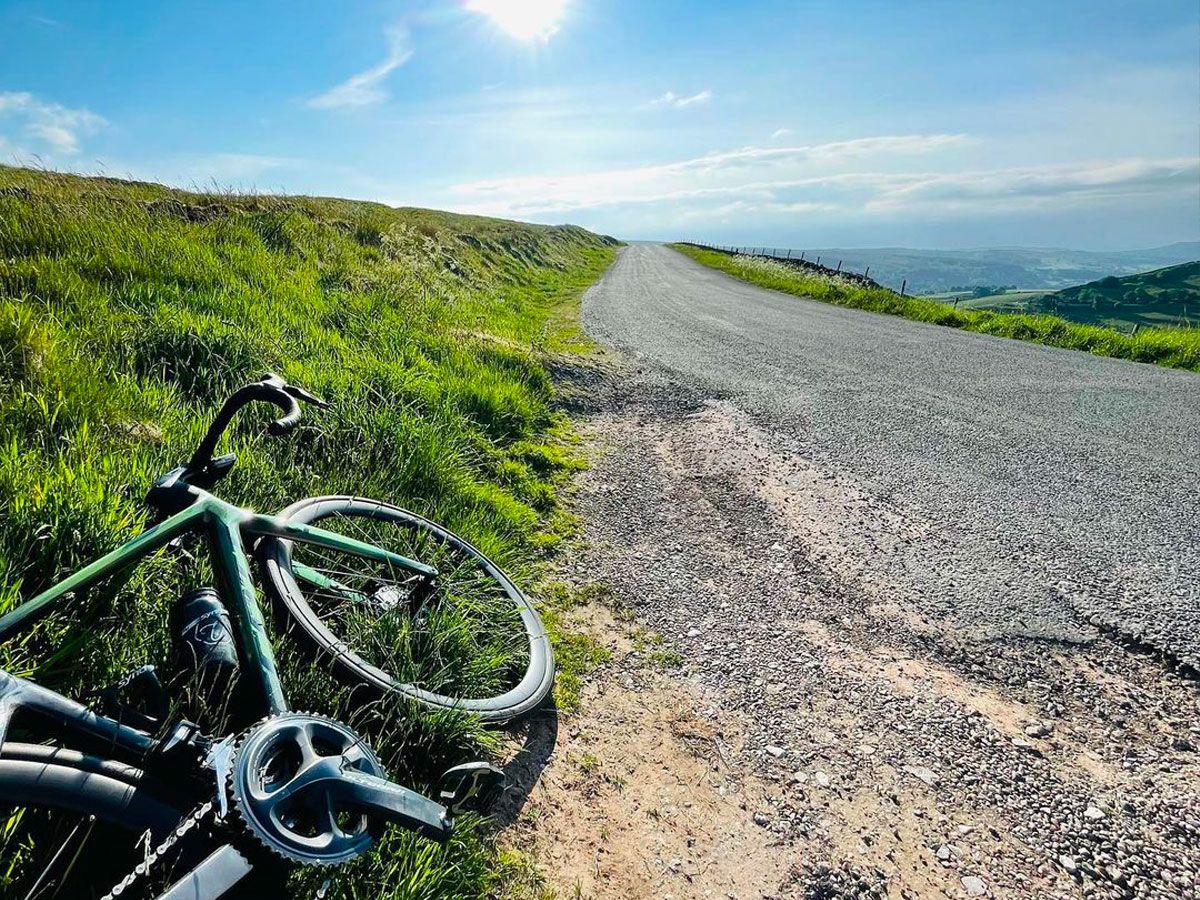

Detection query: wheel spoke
xmin=267 ymin=499 xmax=550 ymax=718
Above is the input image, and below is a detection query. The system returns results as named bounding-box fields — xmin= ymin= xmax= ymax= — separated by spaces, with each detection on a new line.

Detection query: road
xmin=583 ymin=243 xmax=1200 ymax=666
xmin=549 ymin=242 xmax=1200 ymax=899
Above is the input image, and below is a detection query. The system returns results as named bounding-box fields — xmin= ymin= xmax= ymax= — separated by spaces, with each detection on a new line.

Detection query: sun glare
xmin=465 ymin=0 xmax=566 ymax=42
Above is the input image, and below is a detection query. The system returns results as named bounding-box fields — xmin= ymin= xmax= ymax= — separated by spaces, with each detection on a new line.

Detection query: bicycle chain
xmin=101 ymin=799 xmax=216 ymax=900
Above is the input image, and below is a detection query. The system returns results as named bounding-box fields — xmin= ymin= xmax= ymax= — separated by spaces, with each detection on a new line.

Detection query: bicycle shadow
xmin=491 ymin=704 xmax=560 ymax=826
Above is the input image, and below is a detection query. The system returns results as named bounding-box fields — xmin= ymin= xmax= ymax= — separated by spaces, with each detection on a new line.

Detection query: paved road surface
xmin=583 ymin=243 xmax=1199 ymax=667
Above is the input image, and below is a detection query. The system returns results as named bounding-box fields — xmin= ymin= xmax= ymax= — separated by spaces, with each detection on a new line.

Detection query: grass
xmin=0 ymin=165 xmax=618 ymax=899
xmin=672 ymin=244 xmax=1200 ymax=372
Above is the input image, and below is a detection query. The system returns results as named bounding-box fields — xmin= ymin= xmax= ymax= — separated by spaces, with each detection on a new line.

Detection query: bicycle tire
xmin=0 ymin=743 xmax=193 ymax=898
xmin=258 ymin=496 xmax=554 ymax=723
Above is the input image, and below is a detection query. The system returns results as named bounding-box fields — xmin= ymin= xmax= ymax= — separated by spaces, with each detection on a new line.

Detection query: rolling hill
xmin=933 ymin=261 xmax=1200 ymax=330
xmin=1024 ymin=261 xmax=1200 ymax=329
xmin=807 ymin=243 xmax=1200 ymax=294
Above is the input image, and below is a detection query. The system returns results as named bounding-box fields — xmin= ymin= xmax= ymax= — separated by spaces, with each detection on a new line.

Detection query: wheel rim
xmin=265 ymin=497 xmax=551 ymax=718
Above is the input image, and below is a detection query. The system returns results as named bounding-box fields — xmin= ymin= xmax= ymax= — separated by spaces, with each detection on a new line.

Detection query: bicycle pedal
xmin=100 ymin=665 xmax=169 ymax=731
xmin=436 ymin=762 xmax=505 ymax=814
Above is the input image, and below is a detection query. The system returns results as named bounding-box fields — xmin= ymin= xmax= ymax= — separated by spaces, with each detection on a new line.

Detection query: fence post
xmin=816 ymin=256 xmax=821 ymax=265
xmin=864 ymin=266 xmax=870 ymax=278
xmin=900 ymin=279 xmax=907 ymax=297
xmin=836 ymin=260 xmax=842 ymax=272
xmin=800 ymin=252 xmax=805 ymax=262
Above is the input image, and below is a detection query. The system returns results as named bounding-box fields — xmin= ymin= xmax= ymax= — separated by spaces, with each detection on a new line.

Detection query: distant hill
xmin=808 ymin=243 xmax=1200 ymax=294
xmin=933 ymin=261 xmax=1200 ymax=330
xmin=1025 ymin=261 xmax=1200 ymax=329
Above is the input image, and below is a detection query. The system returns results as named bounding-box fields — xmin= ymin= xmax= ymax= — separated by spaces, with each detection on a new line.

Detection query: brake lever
xmin=283 ymin=383 xmax=330 ymax=409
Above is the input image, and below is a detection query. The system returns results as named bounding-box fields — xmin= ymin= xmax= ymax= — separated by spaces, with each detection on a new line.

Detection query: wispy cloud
xmin=770 ymin=128 xmax=792 ymax=140
xmin=308 ymin=26 xmax=412 ymax=109
xmin=0 ymin=91 xmax=105 ymax=154
xmin=648 ymin=89 xmax=713 ymax=109
xmin=445 ymin=131 xmax=1195 ymax=225
xmin=864 ymin=157 xmax=1200 ymax=213
xmin=449 ymin=133 xmax=971 ymax=215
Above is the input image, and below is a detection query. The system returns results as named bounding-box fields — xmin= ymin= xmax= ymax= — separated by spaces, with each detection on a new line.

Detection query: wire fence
xmin=680 ymin=241 xmax=906 ymax=296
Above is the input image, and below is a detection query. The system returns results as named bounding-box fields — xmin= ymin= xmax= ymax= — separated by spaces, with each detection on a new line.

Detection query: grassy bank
xmin=0 ymin=166 xmax=617 ymax=898
xmin=672 ymin=244 xmax=1200 ymax=372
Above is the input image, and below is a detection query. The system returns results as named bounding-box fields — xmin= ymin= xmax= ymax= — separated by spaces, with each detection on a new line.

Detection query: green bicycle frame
xmin=0 ymin=488 xmax=437 ymax=715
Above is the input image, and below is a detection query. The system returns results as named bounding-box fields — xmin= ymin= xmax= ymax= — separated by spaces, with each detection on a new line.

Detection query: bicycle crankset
xmin=226 ymin=713 xmax=453 ymax=866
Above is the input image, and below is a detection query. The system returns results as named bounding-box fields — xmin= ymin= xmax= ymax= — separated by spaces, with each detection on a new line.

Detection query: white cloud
xmin=864 ymin=157 xmax=1200 ymax=213
xmin=0 ymin=91 xmax=105 ymax=154
xmin=444 ymin=130 xmax=1196 ymax=227
xmin=308 ymin=26 xmax=413 ymax=109
xmin=448 ymin=134 xmax=972 ymax=215
xmin=770 ymin=128 xmax=792 ymax=140
xmin=648 ymin=89 xmax=712 ymax=109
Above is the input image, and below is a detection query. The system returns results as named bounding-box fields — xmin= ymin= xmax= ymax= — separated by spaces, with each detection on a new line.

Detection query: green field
xmin=672 ymin=244 xmax=1200 ymax=372
xmin=0 ymin=166 xmax=617 ymax=898
xmin=923 ymin=289 xmax=1055 ymax=314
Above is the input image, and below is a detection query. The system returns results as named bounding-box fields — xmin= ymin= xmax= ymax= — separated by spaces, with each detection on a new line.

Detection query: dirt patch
xmin=508 ymin=665 xmax=793 ymax=899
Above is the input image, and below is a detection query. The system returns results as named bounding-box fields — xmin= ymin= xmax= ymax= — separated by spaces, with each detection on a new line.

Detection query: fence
xmin=679 ymin=241 xmax=905 ymax=296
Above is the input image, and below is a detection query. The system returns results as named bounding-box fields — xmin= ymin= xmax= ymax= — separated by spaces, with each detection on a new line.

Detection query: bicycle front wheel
xmin=258 ymin=496 xmax=554 ymax=723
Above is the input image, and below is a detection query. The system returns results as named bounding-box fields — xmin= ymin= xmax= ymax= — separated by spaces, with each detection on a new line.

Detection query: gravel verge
xmin=557 ymin=246 xmax=1200 ymax=898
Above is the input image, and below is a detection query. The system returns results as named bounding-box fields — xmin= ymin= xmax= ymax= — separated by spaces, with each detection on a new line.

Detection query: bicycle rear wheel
xmin=0 ymin=743 xmax=193 ymax=899
xmin=259 ymin=496 xmax=554 ymax=723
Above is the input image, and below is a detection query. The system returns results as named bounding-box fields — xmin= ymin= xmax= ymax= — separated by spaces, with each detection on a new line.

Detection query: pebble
xmin=903 ymin=765 xmax=939 ymax=786
xmin=960 ymin=875 xmax=987 ymax=896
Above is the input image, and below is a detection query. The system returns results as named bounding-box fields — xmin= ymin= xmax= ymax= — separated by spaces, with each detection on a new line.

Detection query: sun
xmin=465 ymin=0 xmax=567 ymax=42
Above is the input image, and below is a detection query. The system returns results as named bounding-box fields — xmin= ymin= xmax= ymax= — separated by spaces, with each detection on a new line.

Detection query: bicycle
xmin=0 ymin=374 xmax=555 ymax=898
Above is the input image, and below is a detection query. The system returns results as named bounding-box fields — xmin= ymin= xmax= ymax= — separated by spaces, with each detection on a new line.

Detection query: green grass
xmin=672 ymin=244 xmax=1200 ymax=372
xmin=0 ymin=165 xmax=618 ymax=898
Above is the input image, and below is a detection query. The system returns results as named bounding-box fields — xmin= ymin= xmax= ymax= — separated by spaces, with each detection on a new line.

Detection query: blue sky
xmin=0 ymin=0 xmax=1196 ymax=249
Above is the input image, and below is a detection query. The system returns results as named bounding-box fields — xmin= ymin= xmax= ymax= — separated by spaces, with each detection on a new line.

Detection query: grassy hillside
xmin=672 ymin=244 xmax=1200 ymax=372
xmin=929 ymin=261 xmax=1200 ymax=330
xmin=0 ymin=166 xmax=617 ymax=898
xmin=1026 ymin=261 xmax=1200 ymax=329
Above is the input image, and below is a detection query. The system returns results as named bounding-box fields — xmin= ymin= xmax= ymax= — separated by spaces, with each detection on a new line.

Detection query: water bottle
xmin=172 ymin=587 xmax=240 ymax=690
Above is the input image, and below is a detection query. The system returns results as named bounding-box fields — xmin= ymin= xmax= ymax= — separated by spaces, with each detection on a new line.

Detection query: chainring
xmin=228 ymin=712 xmax=385 ymax=866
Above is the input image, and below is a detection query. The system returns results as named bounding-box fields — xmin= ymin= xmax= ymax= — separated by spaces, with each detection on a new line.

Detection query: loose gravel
xmin=560 ymin=245 xmax=1200 ymax=899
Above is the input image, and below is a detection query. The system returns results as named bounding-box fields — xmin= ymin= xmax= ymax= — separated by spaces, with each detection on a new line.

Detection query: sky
xmin=0 ymin=0 xmax=1197 ymax=250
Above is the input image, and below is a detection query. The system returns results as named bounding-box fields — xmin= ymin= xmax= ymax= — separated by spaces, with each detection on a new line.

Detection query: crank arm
xmin=262 ymin=755 xmax=454 ymax=843
xmin=154 ymin=844 xmax=254 ymax=900
xmin=333 ymin=768 xmax=454 ymax=842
